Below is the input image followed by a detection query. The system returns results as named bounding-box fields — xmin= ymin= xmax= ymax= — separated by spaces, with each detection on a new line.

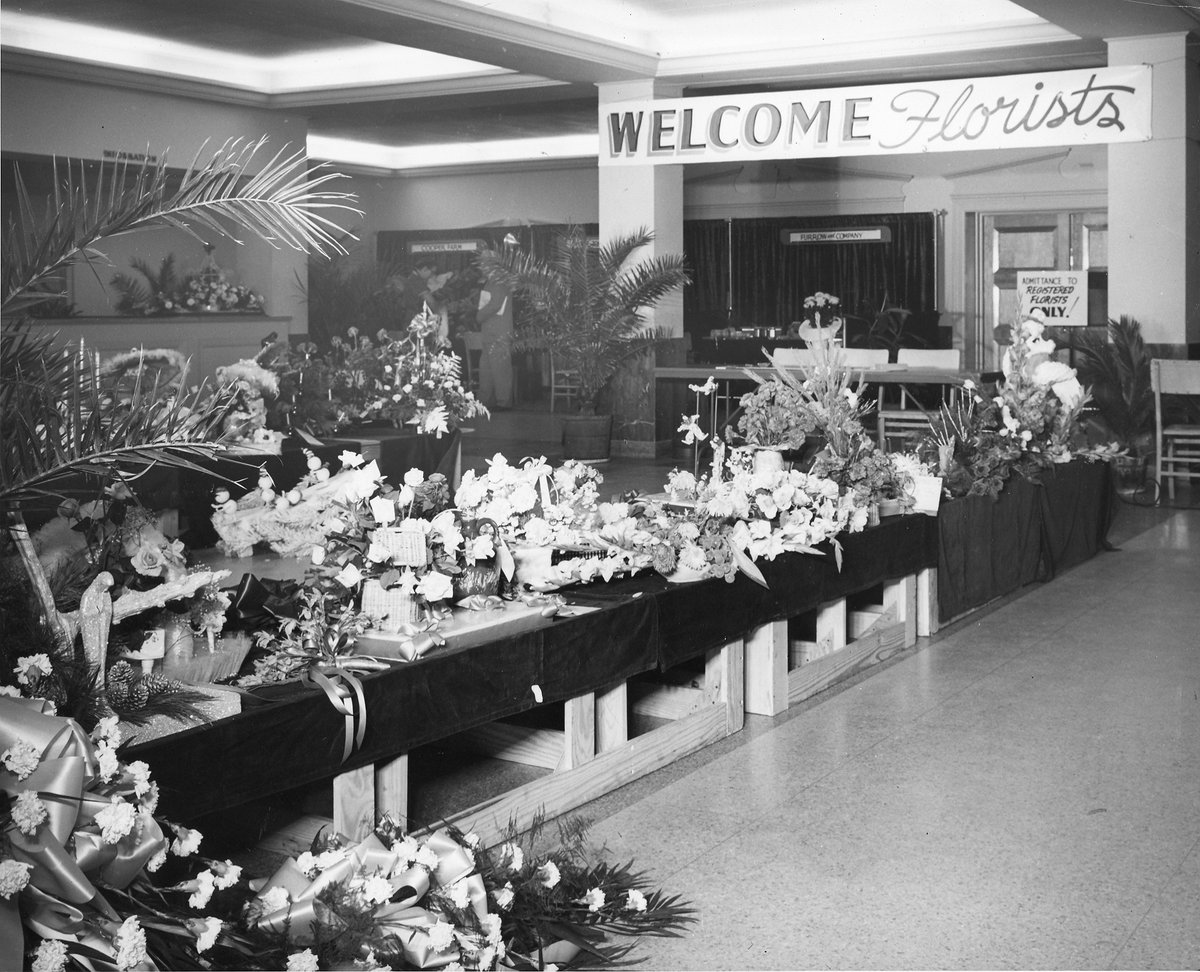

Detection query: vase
xmin=663 ymin=563 xmax=710 ymax=584
xmin=453 ymin=563 xmax=501 ymax=600
xmin=877 ymin=497 xmax=905 ymax=518
xmin=867 ymin=502 xmax=881 ymax=527
xmin=752 ymin=447 xmax=786 ymax=475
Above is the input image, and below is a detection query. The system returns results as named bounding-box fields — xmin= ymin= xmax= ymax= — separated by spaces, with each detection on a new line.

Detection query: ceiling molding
xmin=675 ymin=38 xmax=1105 ymax=92
xmin=268 ymin=74 xmax=572 ymax=108
xmin=0 ymin=49 xmax=272 ymax=108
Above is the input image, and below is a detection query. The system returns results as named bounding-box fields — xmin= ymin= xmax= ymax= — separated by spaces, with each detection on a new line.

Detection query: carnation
xmin=501 ymin=842 xmax=524 ymax=873
xmin=189 ymin=869 xmax=216 ymax=909
xmin=13 ymin=653 xmax=52 ymax=685
xmin=286 ymin=948 xmax=321 ymax=972
xmin=445 ymin=878 xmax=471 ymax=909
xmin=492 ymin=881 xmax=515 ymax=910
xmin=260 ymin=885 xmax=290 ymax=913
xmin=213 ymin=859 xmax=242 ymax=890
xmin=1 ymin=740 xmax=40 ymax=780
xmin=170 ymin=823 xmax=203 ymax=857
xmin=580 ymin=887 xmax=605 ymax=912
xmin=125 ymin=759 xmax=153 ymax=798
xmin=360 ymin=873 xmax=394 ymax=905
xmin=625 ymin=888 xmax=648 ymax=912
xmin=32 ymin=939 xmax=69 ymax=972
xmin=114 ymin=915 xmax=147 ymax=971
xmin=536 ymin=860 xmax=560 ymax=889
xmin=95 ymin=797 xmax=138 ymax=844
xmin=427 ymin=919 xmax=457 ymax=953
xmin=0 ymin=859 xmax=32 ymax=898
xmin=13 ymin=790 xmax=48 ymax=835
xmin=96 ymin=744 xmax=120 ymax=783
xmin=193 ymin=916 xmax=222 ymax=953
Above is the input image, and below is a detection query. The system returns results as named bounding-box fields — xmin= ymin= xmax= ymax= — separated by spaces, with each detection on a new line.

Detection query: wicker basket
xmin=361 ymin=578 xmax=423 ymax=628
xmin=162 ymin=633 xmax=251 ymax=684
xmin=373 ymin=527 xmax=429 ymax=568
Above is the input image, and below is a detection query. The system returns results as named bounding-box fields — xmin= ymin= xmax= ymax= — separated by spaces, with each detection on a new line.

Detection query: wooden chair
xmin=1151 ymin=358 xmax=1200 ymax=501
xmin=876 ymin=348 xmax=963 ymax=451
xmin=549 ymin=353 xmax=581 ymax=412
xmin=460 ymin=331 xmax=483 ymax=391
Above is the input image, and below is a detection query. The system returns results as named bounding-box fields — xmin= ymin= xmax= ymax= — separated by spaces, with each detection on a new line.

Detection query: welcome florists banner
xmin=600 ymin=65 xmax=1151 ymax=166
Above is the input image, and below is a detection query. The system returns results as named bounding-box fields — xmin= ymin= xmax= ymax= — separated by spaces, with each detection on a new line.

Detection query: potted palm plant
xmin=480 ymin=226 xmax=690 ymax=460
xmin=1071 ymin=315 xmax=1154 ymax=494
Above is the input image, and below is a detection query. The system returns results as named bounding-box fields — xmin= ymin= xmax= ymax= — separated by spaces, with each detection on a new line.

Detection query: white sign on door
xmin=1018 ymin=271 xmax=1089 ymax=326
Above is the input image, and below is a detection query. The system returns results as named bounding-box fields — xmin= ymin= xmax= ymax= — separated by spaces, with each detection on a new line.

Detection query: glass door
xmin=968 ymin=210 xmax=1107 ymax=371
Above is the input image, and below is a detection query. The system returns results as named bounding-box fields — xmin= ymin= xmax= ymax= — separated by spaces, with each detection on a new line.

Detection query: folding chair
xmin=549 ymin=353 xmax=581 ymax=412
xmin=876 ymin=348 xmax=963 ymax=451
xmin=1151 ymin=359 xmax=1200 ymax=502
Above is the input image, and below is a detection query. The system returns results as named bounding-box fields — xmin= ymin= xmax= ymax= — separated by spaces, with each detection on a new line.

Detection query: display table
xmin=127 ymin=515 xmax=938 ymax=844
xmin=937 ymin=459 xmax=1114 ymax=623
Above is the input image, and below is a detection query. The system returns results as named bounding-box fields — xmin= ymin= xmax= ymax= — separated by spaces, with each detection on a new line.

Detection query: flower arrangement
xmin=919 ymin=311 xmax=1090 ymax=498
xmin=171 ymin=272 xmax=264 ymax=314
xmin=801 ymin=291 xmax=843 ymax=329
xmin=729 ymin=378 xmax=821 ymax=450
xmin=300 ymin=310 xmax=488 ymax=435
xmin=4 ymin=688 xmax=694 ymax=972
xmin=215 ymin=356 xmax=282 ymax=450
xmin=656 ymin=460 xmax=867 ymax=582
xmin=371 ymin=306 xmax=489 ymax=435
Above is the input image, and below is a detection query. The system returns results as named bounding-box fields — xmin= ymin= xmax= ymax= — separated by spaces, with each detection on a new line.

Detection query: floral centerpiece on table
xmin=653 ymin=460 xmax=867 ymax=583
xmin=454 ymin=455 xmax=653 ymax=590
xmin=214 ymin=355 xmax=283 ymax=452
xmin=918 ymin=311 xmax=1090 ymax=498
xmin=794 ymin=291 xmax=844 ymax=344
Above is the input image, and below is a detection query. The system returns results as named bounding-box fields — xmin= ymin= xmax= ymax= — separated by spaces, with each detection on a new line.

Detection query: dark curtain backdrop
xmin=683 ymin=213 xmax=936 ymax=338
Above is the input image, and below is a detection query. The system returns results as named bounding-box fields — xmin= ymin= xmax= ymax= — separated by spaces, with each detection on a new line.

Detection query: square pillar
xmin=598 ymin=80 xmax=686 ymax=457
xmin=1107 ymin=33 xmax=1200 ymax=352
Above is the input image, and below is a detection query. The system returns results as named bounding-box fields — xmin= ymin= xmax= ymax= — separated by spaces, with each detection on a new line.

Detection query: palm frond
xmin=3 ymin=136 xmax=362 ymax=316
xmin=0 ymin=329 xmax=238 ymax=511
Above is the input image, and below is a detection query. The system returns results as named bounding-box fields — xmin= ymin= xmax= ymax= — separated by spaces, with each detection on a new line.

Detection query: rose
xmin=130 ymin=543 xmax=167 ymax=577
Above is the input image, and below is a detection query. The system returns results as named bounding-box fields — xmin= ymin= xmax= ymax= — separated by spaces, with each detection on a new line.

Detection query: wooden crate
xmin=744 ymin=568 xmax=931 ymax=717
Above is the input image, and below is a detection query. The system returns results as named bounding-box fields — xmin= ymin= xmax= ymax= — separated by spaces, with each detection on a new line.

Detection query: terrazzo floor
xmin=461 ymin=407 xmax=1199 ymax=969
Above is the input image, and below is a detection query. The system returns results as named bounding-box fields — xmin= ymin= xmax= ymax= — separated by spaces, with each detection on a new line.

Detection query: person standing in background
xmin=476 ymin=270 xmax=514 ymax=410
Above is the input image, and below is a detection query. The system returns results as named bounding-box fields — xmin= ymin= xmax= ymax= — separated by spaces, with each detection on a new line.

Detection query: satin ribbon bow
xmin=1 ymin=698 xmax=167 ymax=969
xmin=227 ymin=572 xmax=300 ymax=628
xmin=517 ymin=591 xmax=565 ymax=618
xmin=255 ymin=827 xmax=486 ymax=966
xmin=299 ymin=665 xmax=367 ymax=763
xmin=455 ymin=594 xmax=505 ymax=612
xmin=386 ymin=619 xmax=446 ymax=662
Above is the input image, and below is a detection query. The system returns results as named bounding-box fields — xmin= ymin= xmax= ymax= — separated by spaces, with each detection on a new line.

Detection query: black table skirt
xmin=130 ymin=514 xmax=938 ymax=819
xmin=937 ymin=459 xmax=1113 ymax=622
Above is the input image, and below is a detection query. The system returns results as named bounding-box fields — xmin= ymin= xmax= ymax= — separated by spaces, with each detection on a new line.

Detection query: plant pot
xmin=877 ymin=497 xmax=905 ymax=518
xmin=561 ymin=413 xmax=613 ymax=462
xmin=1112 ymin=453 xmax=1149 ymax=498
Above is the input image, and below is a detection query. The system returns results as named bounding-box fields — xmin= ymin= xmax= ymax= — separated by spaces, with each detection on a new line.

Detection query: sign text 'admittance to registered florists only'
xmin=599 ymin=66 xmax=1151 ymax=166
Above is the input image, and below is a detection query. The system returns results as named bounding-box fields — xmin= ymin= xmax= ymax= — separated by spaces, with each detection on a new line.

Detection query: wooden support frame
xmin=283 ymin=638 xmax=746 ymax=853
xmin=744 ymin=571 xmax=920 ymax=717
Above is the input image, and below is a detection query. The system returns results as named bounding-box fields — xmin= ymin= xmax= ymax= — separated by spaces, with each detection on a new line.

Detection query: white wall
xmin=2 ymin=70 xmax=314 ymax=331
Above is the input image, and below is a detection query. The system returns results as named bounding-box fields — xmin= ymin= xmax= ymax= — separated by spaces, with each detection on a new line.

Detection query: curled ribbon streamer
xmin=300 ymin=666 xmax=367 ymax=763
xmin=455 ymin=594 xmax=505 ymax=612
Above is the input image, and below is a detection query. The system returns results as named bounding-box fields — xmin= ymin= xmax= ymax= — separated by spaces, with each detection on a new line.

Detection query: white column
xmin=597 ymin=80 xmax=686 ymax=456
xmin=1107 ymin=33 xmax=1200 ymax=350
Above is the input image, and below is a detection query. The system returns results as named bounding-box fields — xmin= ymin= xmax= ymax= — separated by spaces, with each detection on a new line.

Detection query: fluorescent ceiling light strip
xmin=307 ymin=134 xmax=600 ymax=170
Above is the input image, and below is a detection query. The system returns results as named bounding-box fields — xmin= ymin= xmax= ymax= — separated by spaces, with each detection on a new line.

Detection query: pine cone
xmin=126 ymin=680 xmax=150 ymax=711
xmin=106 ymin=681 xmax=131 ymax=709
xmin=140 ymin=673 xmax=181 ymax=698
xmin=107 ymin=660 xmax=135 ymax=687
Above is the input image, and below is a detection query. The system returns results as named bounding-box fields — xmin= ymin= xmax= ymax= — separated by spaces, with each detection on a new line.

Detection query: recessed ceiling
xmin=2 ymin=0 xmax=1197 ymax=172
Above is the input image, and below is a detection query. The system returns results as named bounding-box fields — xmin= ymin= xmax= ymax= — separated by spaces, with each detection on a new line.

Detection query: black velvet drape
xmin=684 ymin=213 xmax=936 ymax=339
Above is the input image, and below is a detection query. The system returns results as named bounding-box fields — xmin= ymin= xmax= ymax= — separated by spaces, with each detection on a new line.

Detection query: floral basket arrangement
xmin=794 ymin=291 xmax=844 ymax=344
xmin=918 ymin=310 xmax=1091 ymax=498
